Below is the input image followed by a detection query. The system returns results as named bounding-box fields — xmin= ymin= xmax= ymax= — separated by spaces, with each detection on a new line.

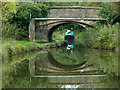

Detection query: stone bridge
xmin=29 ymin=6 xmax=106 ymax=42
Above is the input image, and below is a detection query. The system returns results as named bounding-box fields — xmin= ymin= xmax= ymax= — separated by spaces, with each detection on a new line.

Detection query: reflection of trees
xmin=48 ymin=52 xmax=87 ymax=70
xmin=100 ymin=75 xmax=118 ymax=88
xmin=84 ymin=49 xmax=118 ymax=76
xmin=50 ymin=47 xmax=86 ymax=65
xmin=50 ymin=47 xmax=118 ymax=76
xmin=3 ymin=59 xmax=60 ymax=88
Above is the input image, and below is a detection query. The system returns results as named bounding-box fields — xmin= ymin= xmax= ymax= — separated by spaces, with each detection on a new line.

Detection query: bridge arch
xmin=47 ymin=20 xmax=93 ymax=42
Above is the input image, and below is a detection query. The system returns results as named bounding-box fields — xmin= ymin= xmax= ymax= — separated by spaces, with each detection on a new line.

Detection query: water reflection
xmin=2 ymin=47 xmax=119 ymax=88
xmin=28 ymin=48 xmax=118 ymax=88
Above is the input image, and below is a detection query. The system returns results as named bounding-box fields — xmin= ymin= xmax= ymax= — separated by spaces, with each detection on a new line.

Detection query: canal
xmin=2 ymin=44 xmax=119 ymax=88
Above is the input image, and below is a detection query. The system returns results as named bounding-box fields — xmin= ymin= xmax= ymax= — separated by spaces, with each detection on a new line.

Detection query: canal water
xmin=2 ymin=45 xmax=119 ymax=88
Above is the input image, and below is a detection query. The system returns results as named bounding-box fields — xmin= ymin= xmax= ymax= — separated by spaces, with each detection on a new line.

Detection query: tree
xmin=2 ymin=2 xmax=19 ymax=22
xmin=12 ymin=2 xmax=48 ymax=40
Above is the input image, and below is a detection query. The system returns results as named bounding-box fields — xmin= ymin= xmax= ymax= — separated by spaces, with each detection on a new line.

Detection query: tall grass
xmin=77 ymin=23 xmax=119 ymax=51
xmin=2 ymin=23 xmax=20 ymax=40
xmin=2 ymin=38 xmax=48 ymax=60
xmin=2 ymin=23 xmax=29 ymax=40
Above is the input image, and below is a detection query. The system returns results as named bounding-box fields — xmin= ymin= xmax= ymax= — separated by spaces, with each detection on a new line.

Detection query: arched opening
xmin=47 ymin=22 xmax=89 ymax=42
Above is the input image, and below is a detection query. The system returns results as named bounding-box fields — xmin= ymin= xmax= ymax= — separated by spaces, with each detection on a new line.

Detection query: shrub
xmin=98 ymin=2 xmax=120 ymax=25
xmin=86 ymin=23 xmax=118 ymax=50
xmin=2 ymin=2 xmax=19 ymax=22
xmin=12 ymin=2 xmax=48 ymax=40
xmin=2 ymin=23 xmax=20 ymax=39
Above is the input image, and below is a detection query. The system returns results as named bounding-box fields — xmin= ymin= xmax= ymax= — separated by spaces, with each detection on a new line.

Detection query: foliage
xmin=12 ymin=2 xmax=48 ymax=40
xmin=98 ymin=2 xmax=120 ymax=25
xmin=98 ymin=3 xmax=114 ymax=25
xmin=112 ymin=2 xmax=120 ymax=24
xmin=2 ymin=23 xmax=20 ymax=39
xmin=86 ymin=23 xmax=118 ymax=50
xmin=2 ymin=2 xmax=19 ymax=22
xmin=42 ymin=2 xmax=104 ymax=7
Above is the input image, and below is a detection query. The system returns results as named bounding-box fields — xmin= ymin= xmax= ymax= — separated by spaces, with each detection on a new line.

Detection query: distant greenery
xmin=52 ymin=23 xmax=86 ymax=42
xmin=52 ymin=30 xmax=65 ymax=41
xmin=42 ymin=2 xmax=104 ymax=7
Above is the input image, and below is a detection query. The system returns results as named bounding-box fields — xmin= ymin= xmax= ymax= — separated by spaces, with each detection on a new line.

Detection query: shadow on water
xmin=2 ymin=46 xmax=119 ymax=88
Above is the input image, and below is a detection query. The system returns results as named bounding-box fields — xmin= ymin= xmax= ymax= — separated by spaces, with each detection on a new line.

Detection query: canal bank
xmin=2 ymin=38 xmax=67 ymax=59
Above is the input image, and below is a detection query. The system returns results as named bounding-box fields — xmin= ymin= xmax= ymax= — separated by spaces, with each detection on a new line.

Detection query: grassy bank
xmin=2 ymin=38 xmax=67 ymax=60
xmin=2 ymin=38 xmax=48 ymax=58
xmin=77 ymin=23 xmax=119 ymax=51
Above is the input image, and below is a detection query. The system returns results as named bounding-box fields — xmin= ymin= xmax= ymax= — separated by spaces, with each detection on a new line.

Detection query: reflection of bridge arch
xmin=47 ymin=52 xmax=87 ymax=70
xmin=29 ymin=52 xmax=95 ymax=76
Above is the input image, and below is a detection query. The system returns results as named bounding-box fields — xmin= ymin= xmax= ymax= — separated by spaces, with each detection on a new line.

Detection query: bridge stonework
xmin=47 ymin=6 xmax=100 ymax=18
xmin=29 ymin=6 xmax=104 ymax=42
